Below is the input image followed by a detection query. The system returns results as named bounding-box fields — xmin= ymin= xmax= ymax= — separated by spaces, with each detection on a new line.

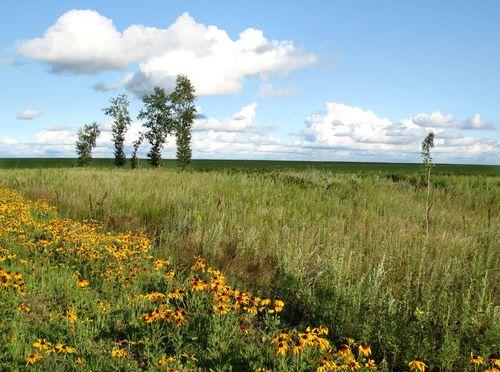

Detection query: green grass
xmin=0 ymin=161 xmax=498 ymax=369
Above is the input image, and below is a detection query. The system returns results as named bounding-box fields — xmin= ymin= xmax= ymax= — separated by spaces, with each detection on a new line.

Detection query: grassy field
xmin=1 ymin=157 xmax=500 ymax=175
xmin=0 ymin=160 xmax=499 ymax=369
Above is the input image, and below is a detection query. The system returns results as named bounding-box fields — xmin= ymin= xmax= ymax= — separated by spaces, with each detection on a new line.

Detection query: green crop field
xmin=1 ymin=157 xmax=499 ymax=175
xmin=0 ymin=159 xmax=498 ymax=370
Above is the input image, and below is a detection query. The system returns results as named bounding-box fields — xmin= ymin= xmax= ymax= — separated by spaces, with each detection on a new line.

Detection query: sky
xmin=1 ymin=0 xmax=499 ymax=164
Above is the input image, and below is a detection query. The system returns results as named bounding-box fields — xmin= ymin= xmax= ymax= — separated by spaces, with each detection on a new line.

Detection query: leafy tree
xmin=76 ymin=123 xmax=101 ymax=167
xmin=137 ymin=87 xmax=174 ymax=168
xmin=421 ymin=131 xmax=435 ymax=236
xmin=171 ymin=75 xmax=197 ymax=169
xmin=131 ymin=132 xmax=144 ymax=169
xmin=103 ymin=94 xmax=131 ymax=167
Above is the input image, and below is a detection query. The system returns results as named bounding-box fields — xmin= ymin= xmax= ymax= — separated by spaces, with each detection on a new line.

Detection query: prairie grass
xmin=1 ymin=166 xmax=498 ymax=369
xmin=0 ymin=186 xmax=374 ymax=370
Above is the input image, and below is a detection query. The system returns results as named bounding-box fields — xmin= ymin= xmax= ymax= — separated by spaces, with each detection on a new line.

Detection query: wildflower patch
xmin=0 ymin=187 xmax=496 ymax=371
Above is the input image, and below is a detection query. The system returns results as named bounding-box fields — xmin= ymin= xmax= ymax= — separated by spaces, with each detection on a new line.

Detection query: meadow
xmin=0 ymin=159 xmax=499 ymax=370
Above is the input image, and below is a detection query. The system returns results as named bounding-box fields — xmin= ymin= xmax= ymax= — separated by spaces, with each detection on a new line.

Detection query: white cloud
xmin=410 ymin=111 xmax=454 ymax=128
xmin=17 ymin=10 xmax=126 ymax=74
xmin=296 ymin=102 xmax=499 ymax=163
xmin=408 ymin=111 xmax=493 ymax=130
xmin=35 ymin=129 xmax=75 ymax=144
xmin=194 ymin=103 xmax=262 ymax=132
xmin=458 ymin=114 xmax=493 ymax=130
xmin=17 ymin=10 xmax=316 ymax=96
xmin=17 ymin=108 xmax=43 ymax=120
xmin=257 ymin=83 xmax=298 ymax=98
xmin=1 ymin=103 xmax=498 ymax=163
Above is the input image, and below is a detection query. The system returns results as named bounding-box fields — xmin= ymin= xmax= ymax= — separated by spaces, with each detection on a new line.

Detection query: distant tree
xmin=131 ymin=132 xmax=144 ymax=169
xmin=171 ymin=75 xmax=197 ymax=169
xmin=421 ymin=131 xmax=435 ymax=237
xmin=103 ymin=94 xmax=131 ymax=167
xmin=76 ymin=123 xmax=101 ymax=167
xmin=137 ymin=87 xmax=174 ymax=168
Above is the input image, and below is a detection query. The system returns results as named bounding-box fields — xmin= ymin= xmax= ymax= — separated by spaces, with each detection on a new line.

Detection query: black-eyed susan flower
xmin=55 ymin=343 xmax=76 ymax=354
xmin=144 ymin=292 xmax=165 ymax=301
xmin=165 ymin=270 xmax=175 ymax=280
xmin=409 ymin=360 xmax=427 ymax=371
xmin=190 ymin=277 xmax=206 ymax=291
xmin=276 ymin=341 xmax=288 ymax=356
xmin=65 ymin=309 xmax=78 ymax=323
xmin=26 ymin=353 xmax=42 ymax=365
xmin=111 ymin=349 xmax=128 ymax=357
xmin=365 ymin=359 xmax=377 ymax=368
xmin=358 ymin=344 xmax=372 ymax=357
xmin=33 ymin=339 xmax=52 ymax=350
xmin=470 ymin=353 xmax=485 ymax=366
xmin=76 ymin=278 xmax=89 ymax=287
xmin=167 ymin=289 xmax=185 ymax=299
xmin=213 ymin=304 xmax=230 ymax=314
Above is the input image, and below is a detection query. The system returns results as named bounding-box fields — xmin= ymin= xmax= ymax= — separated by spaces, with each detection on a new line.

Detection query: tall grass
xmin=1 ymin=167 xmax=498 ymax=369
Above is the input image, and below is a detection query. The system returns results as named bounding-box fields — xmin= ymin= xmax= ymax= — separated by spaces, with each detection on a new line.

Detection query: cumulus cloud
xmin=1 ymin=103 xmax=498 ymax=163
xmin=257 ymin=83 xmax=298 ymax=98
xmin=295 ymin=102 xmax=499 ymax=163
xmin=408 ymin=111 xmax=493 ymax=130
xmin=17 ymin=109 xmax=43 ymax=120
xmin=458 ymin=114 xmax=493 ymax=130
xmin=17 ymin=10 xmax=315 ymax=96
xmin=194 ymin=103 xmax=267 ymax=132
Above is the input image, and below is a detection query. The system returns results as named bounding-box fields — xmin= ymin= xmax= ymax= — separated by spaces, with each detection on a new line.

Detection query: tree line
xmin=76 ymin=75 xmax=197 ymax=169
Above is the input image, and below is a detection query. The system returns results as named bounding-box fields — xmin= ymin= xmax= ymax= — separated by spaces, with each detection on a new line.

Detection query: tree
xmin=137 ymin=87 xmax=174 ymax=168
xmin=421 ymin=131 xmax=435 ymax=237
xmin=76 ymin=123 xmax=101 ymax=167
xmin=130 ymin=132 xmax=144 ymax=169
xmin=171 ymin=75 xmax=197 ymax=169
xmin=103 ymin=94 xmax=131 ymax=167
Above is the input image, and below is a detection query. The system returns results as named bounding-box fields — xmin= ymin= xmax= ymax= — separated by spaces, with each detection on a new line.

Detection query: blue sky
xmin=1 ymin=0 xmax=499 ymax=163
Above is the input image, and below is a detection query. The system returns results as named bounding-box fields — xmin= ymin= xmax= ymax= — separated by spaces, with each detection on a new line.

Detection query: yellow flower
xmin=244 ymin=305 xmax=257 ymax=315
xmin=291 ymin=344 xmax=302 ymax=356
xmin=358 ymin=344 xmax=372 ymax=357
xmin=409 ymin=360 xmax=427 ymax=371
xmin=167 ymin=289 xmax=185 ymax=299
xmin=144 ymin=292 xmax=166 ymax=301
xmin=470 ymin=353 xmax=485 ymax=366
xmin=271 ymin=332 xmax=290 ymax=346
xmin=315 ymin=337 xmax=330 ymax=350
xmin=65 ymin=309 xmax=78 ymax=323
xmin=165 ymin=270 xmax=175 ymax=280
xmin=16 ymin=303 xmax=30 ymax=312
xmin=191 ymin=256 xmax=206 ymax=272
xmin=76 ymin=357 xmax=86 ymax=365
xmin=365 ymin=359 xmax=377 ymax=368
xmin=55 ymin=343 xmax=76 ymax=353
xmin=76 ymin=278 xmax=89 ymax=287
xmin=26 ymin=353 xmax=43 ymax=365
xmin=260 ymin=298 xmax=271 ymax=306
xmin=111 ymin=349 xmax=128 ymax=357
xmin=298 ymin=332 xmax=314 ymax=345
xmin=191 ymin=277 xmax=206 ymax=291
xmin=274 ymin=300 xmax=284 ymax=312
xmin=276 ymin=341 xmax=288 ymax=356
xmin=338 ymin=344 xmax=353 ymax=357
xmin=33 ymin=339 xmax=52 ymax=350
xmin=213 ymin=304 xmax=230 ymax=314
xmin=153 ymin=259 xmax=169 ymax=271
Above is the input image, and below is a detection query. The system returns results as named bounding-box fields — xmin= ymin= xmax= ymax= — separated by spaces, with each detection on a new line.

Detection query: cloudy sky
xmin=1 ymin=0 xmax=499 ymax=164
